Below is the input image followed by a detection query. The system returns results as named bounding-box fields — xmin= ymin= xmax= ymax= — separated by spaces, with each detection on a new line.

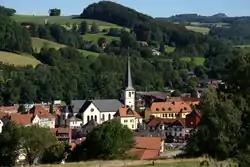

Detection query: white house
xmin=66 ymin=116 xmax=83 ymax=128
xmin=114 ymin=107 xmax=142 ymax=130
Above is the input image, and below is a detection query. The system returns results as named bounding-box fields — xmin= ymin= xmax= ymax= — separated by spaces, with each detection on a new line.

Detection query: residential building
xmin=147 ymin=110 xmax=201 ymax=143
xmin=66 ymin=115 xmax=83 ymax=128
xmin=29 ymin=105 xmax=55 ymax=128
xmin=72 ymin=119 xmax=98 ymax=139
xmin=152 ymin=49 xmax=161 ymax=56
xmin=51 ymin=127 xmax=72 ymax=143
xmin=9 ymin=114 xmax=40 ymax=126
xmin=114 ymin=107 xmax=142 ymax=130
xmin=147 ymin=101 xmax=193 ymax=119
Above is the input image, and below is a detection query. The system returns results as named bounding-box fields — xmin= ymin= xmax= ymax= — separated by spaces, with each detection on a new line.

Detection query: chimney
xmin=172 ymin=101 xmax=175 ymax=105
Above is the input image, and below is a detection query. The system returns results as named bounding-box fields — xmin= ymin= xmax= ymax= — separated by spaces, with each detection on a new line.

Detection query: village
xmin=0 ymin=56 xmax=223 ymax=163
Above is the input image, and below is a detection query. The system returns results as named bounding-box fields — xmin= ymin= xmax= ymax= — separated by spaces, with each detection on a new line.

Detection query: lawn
xmin=0 ymin=51 xmax=40 ymax=67
xmin=181 ymin=57 xmax=205 ymax=66
xmin=185 ymin=26 xmax=210 ymax=35
xmin=31 ymin=37 xmax=99 ymax=56
xmin=83 ymin=33 xmax=119 ymax=43
xmin=36 ymin=159 xmax=235 ymax=167
xmin=165 ymin=46 xmax=175 ymax=53
xmin=12 ymin=15 xmax=125 ymax=30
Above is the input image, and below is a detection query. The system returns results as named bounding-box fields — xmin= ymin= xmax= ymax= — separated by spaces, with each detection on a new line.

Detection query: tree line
xmin=184 ymin=50 xmax=250 ymax=166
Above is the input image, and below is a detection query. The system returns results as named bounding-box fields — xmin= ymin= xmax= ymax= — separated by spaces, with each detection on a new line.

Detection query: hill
xmin=80 ymin=1 xmax=153 ymax=28
xmin=0 ymin=51 xmax=40 ymax=67
xmin=12 ymin=15 xmax=124 ymax=30
xmin=31 ymin=37 xmax=99 ymax=56
xmin=157 ymin=14 xmax=250 ymax=24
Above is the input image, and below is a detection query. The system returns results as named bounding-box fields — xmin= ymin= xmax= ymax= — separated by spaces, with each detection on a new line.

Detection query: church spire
xmin=125 ymin=55 xmax=134 ymax=91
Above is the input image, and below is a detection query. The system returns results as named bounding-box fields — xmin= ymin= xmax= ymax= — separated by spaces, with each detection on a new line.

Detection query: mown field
xmin=31 ymin=37 xmax=99 ymax=56
xmin=36 ymin=159 xmax=235 ymax=167
xmin=12 ymin=15 xmax=125 ymax=30
xmin=185 ymin=26 xmax=210 ymax=35
xmin=0 ymin=51 xmax=40 ymax=67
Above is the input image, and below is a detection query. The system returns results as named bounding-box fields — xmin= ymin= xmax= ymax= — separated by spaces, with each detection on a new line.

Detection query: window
xmin=130 ymin=119 xmax=134 ymax=122
xmin=94 ymin=115 xmax=97 ymax=122
xmin=156 ymin=108 xmax=159 ymax=111
xmin=129 ymin=92 xmax=131 ymax=97
xmin=179 ymin=133 xmax=182 ymax=137
xmin=132 ymin=125 xmax=134 ymax=129
xmin=175 ymin=133 xmax=177 ymax=136
xmin=124 ymin=120 xmax=128 ymax=123
xmin=132 ymin=92 xmax=134 ymax=94
xmin=87 ymin=116 xmax=90 ymax=122
xmin=162 ymin=108 xmax=165 ymax=111
xmin=91 ymin=108 xmax=94 ymax=112
xmin=102 ymin=114 xmax=105 ymax=120
xmin=171 ymin=113 xmax=174 ymax=117
xmin=108 ymin=114 xmax=111 ymax=120
xmin=91 ymin=115 xmax=93 ymax=120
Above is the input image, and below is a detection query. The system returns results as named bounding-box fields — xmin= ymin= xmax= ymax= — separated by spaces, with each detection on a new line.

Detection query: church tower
xmin=123 ymin=55 xmax=135 ymax=110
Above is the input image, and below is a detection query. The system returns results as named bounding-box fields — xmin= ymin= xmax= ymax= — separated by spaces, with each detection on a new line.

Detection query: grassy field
xmin=185 ymin=26 xmax=210 ymax=34
xmin=0 ymin=51 xmax=40 ymax=67
xmin=83 ymin=33 xmax=119 ymax=43
xmin=12 ymin=15 xmax=124 ymax=30
xmin=31 ymin=37 xmax=99 ymax=56
xmin=181 ymin=57 xmax=205 ymax=66
xmin=36 ymin=159 xmax=235 ymax=167
xmin=165 ymin=46 xmax=176 ymax=53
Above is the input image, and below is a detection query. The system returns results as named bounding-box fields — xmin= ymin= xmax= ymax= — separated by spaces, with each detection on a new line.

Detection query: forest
xmin=0 ymin=2 xmax=244 ymax=105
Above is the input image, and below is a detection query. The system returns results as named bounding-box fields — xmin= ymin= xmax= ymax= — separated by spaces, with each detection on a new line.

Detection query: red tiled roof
xmin=30 ymin=105 xmax=55 ymax=120
xmin=135 ymin=136 xmax=161 ymax=150
xmin=147 ymin=117 xmax=176 ymax=127
xmin=115 ymin=107 xmax=141 ymax=118
xmin=150 ymin=101 xmax=192 ymax=113
xmin=10 ymin=113 xmax=34 ymax=125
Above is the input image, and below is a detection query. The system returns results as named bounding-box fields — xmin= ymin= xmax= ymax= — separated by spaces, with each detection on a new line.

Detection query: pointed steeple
xmin=124 ymin=55 xmax=135 ymax=91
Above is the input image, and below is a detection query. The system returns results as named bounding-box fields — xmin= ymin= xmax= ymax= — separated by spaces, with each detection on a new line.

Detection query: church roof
xmin=124 ymin=55 xmax=135 ymax=91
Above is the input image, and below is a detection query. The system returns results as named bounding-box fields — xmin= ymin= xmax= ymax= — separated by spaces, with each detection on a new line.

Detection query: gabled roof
xmin=30 ymin=105 xmax=55 ymax=120
xmin=134 ymin=136 xmax=162 ymax=150
xmin=9 ymin=113 xmax=35 ymax=125
xmin=147 ymin=117 xmax=176 ymax=127
xmin=150 ymin=101 xmax=192 ymax=113
xmin=82 ymin=119 xmax=98 ymax=128
xmin=67 ymin=115 xmax=82 ymax=121
xmin=114 ymin=107 xmax=141 ymax=118
xmin=78 ymin=99 xmax=123 ymax=113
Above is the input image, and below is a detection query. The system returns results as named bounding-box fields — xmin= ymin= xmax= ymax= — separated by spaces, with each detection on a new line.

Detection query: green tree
xmin=79 ymin=21 xmax=89 ymax=34
xmin=41 ymin=143 xmax=65 ymax=164
xmin=0 ymin=121 xmax=21 ymax=167
xmin=49 ymin=103 xmax=54 ymax=114
xmin=97 ymin=37 xmax=107 ymax=47
xmin=159 ymin=42 xmax=165 ymax=53
xmin=49 ymin=8 xmax=61 ymax=16
xmin=185 ymin=88 xmax=242 ymax=162
xmin=84 ymin=119 xmax=134 ymax=160
xmin=19 ymin=125 xmax=58 ymax=165
xmin=17 ymin=104 xmax=26 ymax=114
xmin=90 ymin=22 xmax=100 ymax=34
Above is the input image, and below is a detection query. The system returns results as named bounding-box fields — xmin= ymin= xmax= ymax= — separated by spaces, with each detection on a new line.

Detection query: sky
xmin=1 ymin=0 xmax=250 ymax=17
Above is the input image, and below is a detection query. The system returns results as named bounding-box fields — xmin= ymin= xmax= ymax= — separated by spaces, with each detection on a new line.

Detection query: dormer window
xmin=162 ymin=108 xmax=165 ymax=111
xmin=168 ymin=107 xmax=171 ymax=111
xmin=156 ymin=108 xmax=159 ymax=111
xmin=184 ymin=107 xmax=187 ymax=110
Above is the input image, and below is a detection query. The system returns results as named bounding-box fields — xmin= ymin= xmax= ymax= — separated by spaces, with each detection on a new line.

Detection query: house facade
xmin=114 ymin=107 xmax=142 ymax=130
xmin=148 ymin=101 xmax=193 ymax=119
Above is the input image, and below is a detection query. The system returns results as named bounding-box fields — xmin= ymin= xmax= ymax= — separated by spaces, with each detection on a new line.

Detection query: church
xmin=59 ymin=56 xmax=142 ymax=129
